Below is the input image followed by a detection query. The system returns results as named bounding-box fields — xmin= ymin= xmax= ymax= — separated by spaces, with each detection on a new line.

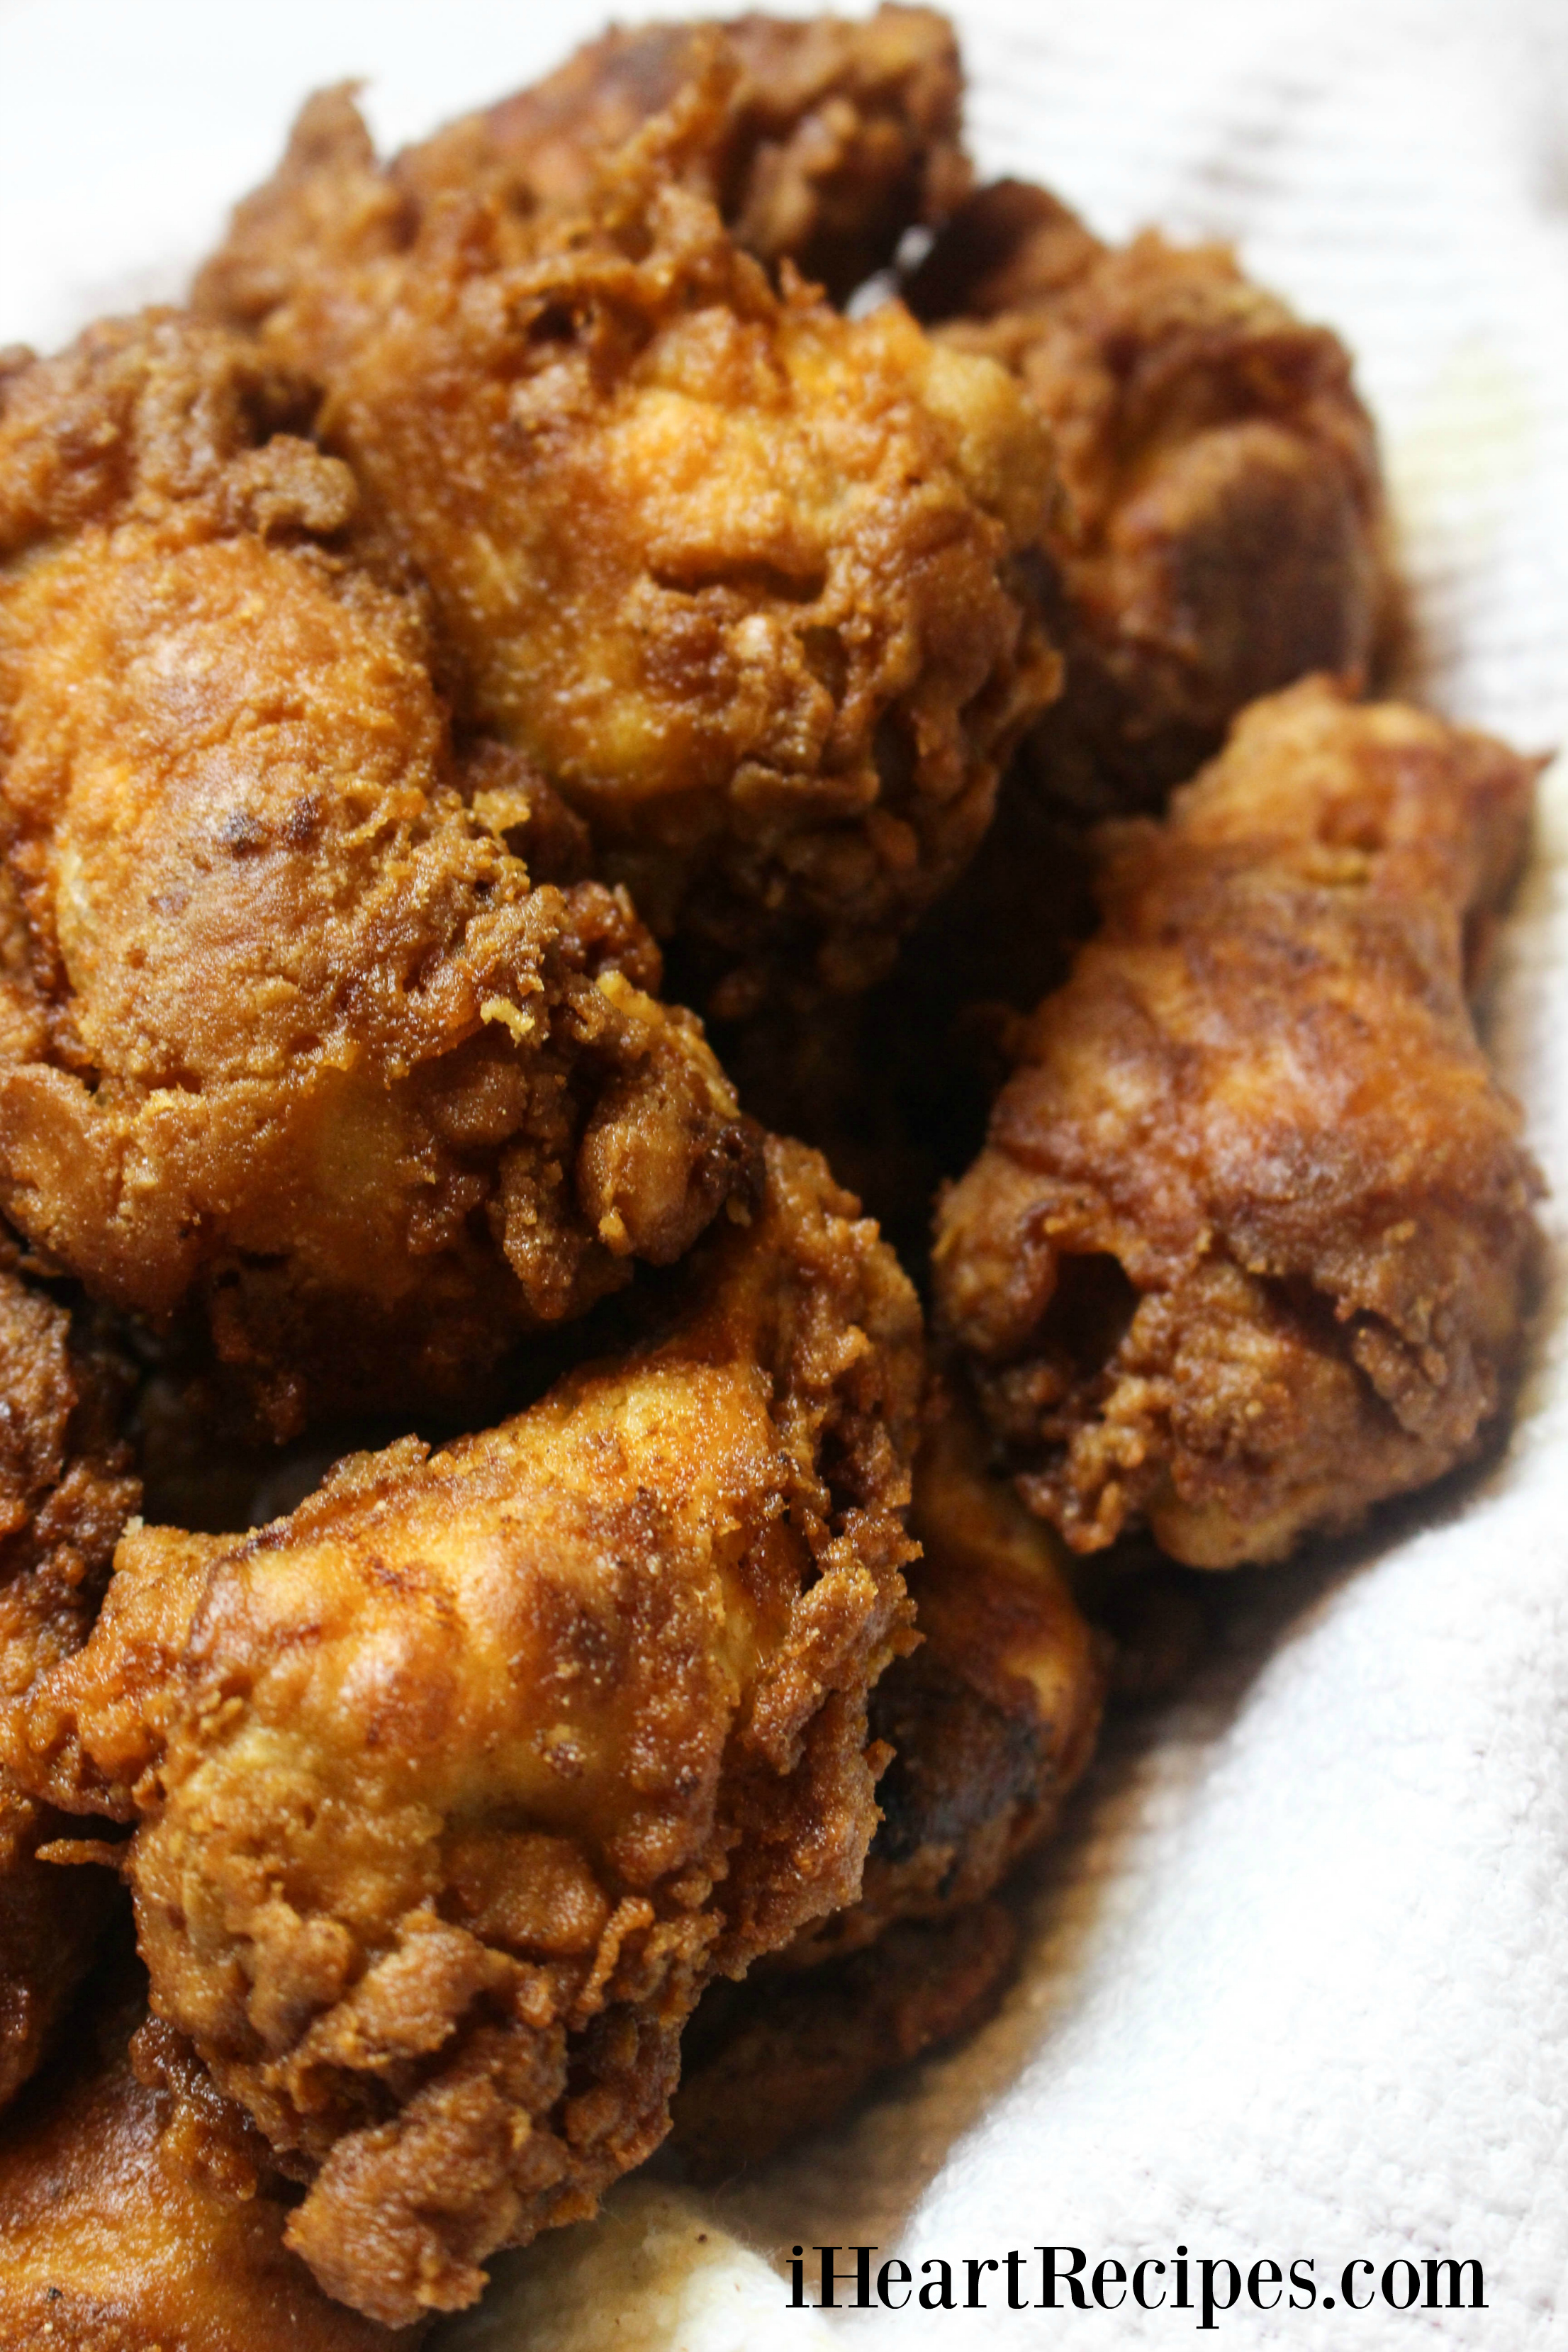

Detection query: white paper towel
xmin=2 ymin=1 xmax=1565 ymax=2343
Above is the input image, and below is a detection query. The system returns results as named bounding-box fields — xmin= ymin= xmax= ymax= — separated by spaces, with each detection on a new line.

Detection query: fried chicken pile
xmin=0 ymin=10 xmax=1544 ymax=2337
xmin=17 ymin=1135 xmax=919 ymax=2323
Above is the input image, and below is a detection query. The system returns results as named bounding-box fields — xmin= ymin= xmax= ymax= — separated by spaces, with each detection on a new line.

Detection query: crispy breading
xmin=671 ymin=1898 xmax=1017 ymax=2179
xmin=0 ymin=313 xmax=754 ymax=1435
xmin=934 ymin=680 xmax=1542 ymax=1567
xmin=18 ymin=1136 xmax=921 ymax=2326
xmin=910 ymin=181 xmax=1394 ymax=812
xmin=0 ymin=1951 xmax=424 ymax=2350
xmin=0 ymin=1262 xmax=137 ymax=2113
xmin=194 ymin=79 xmax=1059 ymax=1008
xmin=196 ymin=9 xmax=969 ymax=323
xmin=401 ymin=6 xmax=971 ymax=306
xmin=790 ymin=1387 xmax=1104 ymax=1959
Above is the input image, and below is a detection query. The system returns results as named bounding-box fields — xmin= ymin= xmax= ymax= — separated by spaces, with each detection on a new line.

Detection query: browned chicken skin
xmin=795 ymin=1387 xmax=1104 ymax=1959
xmin=659 ymin=1386 xmax=1104 ymax=2170
xmin=194 ymin=69 xmax=1059 ymax=1009
xmin=198 ymin=9 xmax=970 ymax=324
xmin=935 ymin=680 xmax=1542 ymax=1567
xmin=398 ymin=6 xmax=970 ymax=309
xmin=671 ymin=1898 xmax=1018 ymax=2180
xmin=0 ymin=1 xmax=1543 ymax=2283
xmin=909 ymin=179 xmax=1394 ymax=813
xmin=0 ymin=313 xmax=752 ymax=1435
xmin=17 ymin=1136 xmax=921 ymax=2326
xmin=0 ymin=1951 xmax=424 ymax=2350
xmin=0 ymin=1261 xmax=138 ymax=2116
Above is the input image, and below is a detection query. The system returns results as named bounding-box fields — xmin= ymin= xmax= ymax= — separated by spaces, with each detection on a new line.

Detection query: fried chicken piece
xmin=195 ymin=80 xmax=1059 ymax=1008
xmin=934 ymin=679 xmax=1543 ymax=1567
xmin=403 ymin=7 xmax=970 ymax=308
xmin=792 ymin=1388 xmax=1104 ymax=1959
xmin=197 ymin=9 xmax=968 ymax=325
xmin=0 ymin=1259 xmax=138 ymax=2115
xmin=0 ymin=1951 xmax=423 ymax=2350
xmin=0 ymin=313 xmax=753 ymax=1435
xmin=671 ymin=1898 xmax=1016 ymax=2179
xmin=19 ymin=1136 xmax=921 ymax=2326
xmin=909 ymin=181 xmax=1394 ymax=814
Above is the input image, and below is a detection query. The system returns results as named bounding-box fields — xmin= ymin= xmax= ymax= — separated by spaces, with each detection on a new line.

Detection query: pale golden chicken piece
xmin=935 ymin=680 xmax=1542 ymax=1567
xmin=0 ymin=1260 xmax=138 ymax=2115
xmin=19 ymin=1135 xmax=921 ymax=2327
xmin=909 ymin=181 xmax=1395 ymax=813
xmin=0 ymin=313 xmax=752 ymax=1435
xmin=0 ymin=1951 xmax=424 ymax=2350
xmin=199 ymin=9 xmax=970 ymax=325
xmin=194 ymin=75 xmax=1059 ymax=1008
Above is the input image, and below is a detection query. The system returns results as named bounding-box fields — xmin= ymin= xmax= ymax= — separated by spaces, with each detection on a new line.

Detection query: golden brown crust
xmin=194 ymin=81 xmax=1059 ymax=1009
xmin=19 ymin=1134 xmax=920 ymax=2326
xmin=911 ymin=181 xmax=1394 ymax=812
xmin=670 ymin=1898 xmax=1017 ymax=2179
xmin=400 ymin=7 xmax=972 ymax=305
xmin=196 ymin=9 xmax=970 ymax=325
xmin=0 ymin=312 xmax=754 ymax=1433
xmin=789 ymin=1389 xmax=1104 ymax=1959
xmin=0 ymin=1262 xmax=138 ymax=2112
xmin=0 ymin=1955 xmax=424 ymax=2350
xmin=934 ymin=680 xmax=1543 ymax=1567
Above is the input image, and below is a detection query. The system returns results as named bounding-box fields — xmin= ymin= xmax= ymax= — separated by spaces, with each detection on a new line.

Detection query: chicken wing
xmin=0 ymin=1951 xmax=422 ymax=2349
xmin=0 ymin=1260 xmax=137 ymax=2113
xmin=0 ymin=313 xmax=752 ymax=1435
xmin=18 ymin=1134 xmax=921 ymax=2326
xmin=194 ymin=77 xmax=1059 ymax=1009
xmin=909 ymin=181 xmax=1394 ymax=813
xmin=934 ymin=679 xmax=1542 ymax=1567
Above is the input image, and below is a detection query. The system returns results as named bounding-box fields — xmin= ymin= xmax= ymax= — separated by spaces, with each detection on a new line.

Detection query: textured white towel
xmin=3 ymin=2 xmax=1565 ymax=2343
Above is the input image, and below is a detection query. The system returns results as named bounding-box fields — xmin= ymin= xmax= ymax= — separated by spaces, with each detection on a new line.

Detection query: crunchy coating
xmin=196 ymin=10 xmax=968 ymax=322
xmin=0 ymin=313 xmax=752 ymax=1434
xmin=910 ymin=181 xmax=1393 ymax=812
xmin=195 ymin=81 xmax=1059 ymax=1007
xmin=0 ymin=1954 xmax=423 ymax=2351
xmin=21 ymin=1135 xmax=921 ymax=2326
xmin=935 ymin=680 xmax=1542 ymax=1567
xmin=671 ymin=1898 xmax=1016 ymax=2179
xmin=404 ymin=7 xmax=970 ymax=308
xmin=0 ymin=1262 xmax=138 ymax=2114
xmin=791 ymin=1388 xmax=1104 ymax=1959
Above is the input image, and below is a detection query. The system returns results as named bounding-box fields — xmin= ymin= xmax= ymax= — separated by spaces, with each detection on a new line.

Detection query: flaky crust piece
xmin=20 ymin=1136 xmax=920 ymax=2325
xmin=0 ymin=313 xmax=751 ymax=1433
xmin=935 ymin=679 xmax=1542 ymax=1567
